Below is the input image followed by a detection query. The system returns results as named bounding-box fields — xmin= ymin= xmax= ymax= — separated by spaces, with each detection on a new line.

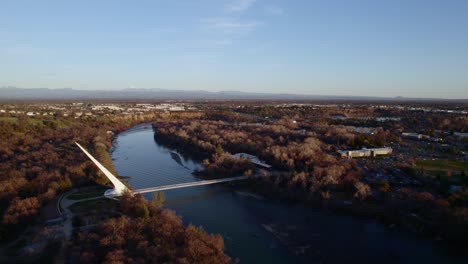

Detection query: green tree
xmin=151 ymin=192 xmax=165 ymax=208
xmin=216 ymin=144 xmax=224 ymax=156
xmin=136 ymin=203 xmax=150 ymax=219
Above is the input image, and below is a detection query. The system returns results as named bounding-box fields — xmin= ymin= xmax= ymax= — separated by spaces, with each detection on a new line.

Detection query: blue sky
xmin=1 ymin=0 xmax=467 ymax=98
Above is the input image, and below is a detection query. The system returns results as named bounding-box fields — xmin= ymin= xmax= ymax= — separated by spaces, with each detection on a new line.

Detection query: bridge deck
xmin=134 ymin=176 xmax=249 ymax=194
xmin=76 ymin=143 xmax=252 ymax=197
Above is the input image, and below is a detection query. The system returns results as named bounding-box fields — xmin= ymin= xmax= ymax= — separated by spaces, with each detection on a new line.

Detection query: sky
xmin=1 ymin=0 xmax=468 ymax=98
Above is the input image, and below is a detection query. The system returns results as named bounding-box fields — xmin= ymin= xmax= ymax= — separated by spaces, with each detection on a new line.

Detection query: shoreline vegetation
xmin=151 ymin=111 xmax=468 ymax=247
xmin=0 ymin=111 xmax=231 ymax=262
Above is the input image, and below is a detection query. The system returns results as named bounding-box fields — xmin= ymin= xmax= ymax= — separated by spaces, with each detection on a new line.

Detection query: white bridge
xmin=76 ymin=142 xmax=250 ymax=198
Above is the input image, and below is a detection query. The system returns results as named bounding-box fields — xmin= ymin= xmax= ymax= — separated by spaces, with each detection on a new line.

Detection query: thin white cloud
xmin=210 ymin=20 xmax=262 ymax=30
xmin=199 ymin=1 xmax=265 ymax=45
xmin=265 ymin=5 xmax=283 ymax=15
xmin=226 ymin=0 xmax=257 ymax=12
xmin=205 ymin=18 xmax=264 ymax=34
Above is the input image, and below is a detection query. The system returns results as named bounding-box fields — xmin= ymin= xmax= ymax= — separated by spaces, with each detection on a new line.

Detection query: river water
xmin=111 ymin=124 xmax=465 ymax=263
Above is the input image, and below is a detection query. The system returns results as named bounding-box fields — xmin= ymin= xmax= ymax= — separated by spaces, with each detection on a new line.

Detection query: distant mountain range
xmin=0 ymin=87 xmax=465 ymax=101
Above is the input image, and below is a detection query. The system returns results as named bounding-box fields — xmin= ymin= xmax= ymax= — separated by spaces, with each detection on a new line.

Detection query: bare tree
xmin=354 ymin=182 xmax=372 ymax=200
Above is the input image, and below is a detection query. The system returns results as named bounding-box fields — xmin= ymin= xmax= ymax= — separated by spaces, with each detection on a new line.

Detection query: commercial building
xmin=402 ymin=132 xmax=422 ymax=140
xmin=337 ymin=147 xmax=392 ymax=159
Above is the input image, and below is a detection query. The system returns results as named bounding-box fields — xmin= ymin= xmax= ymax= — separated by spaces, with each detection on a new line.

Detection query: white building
xmin=169 ymin=106 xmax=184 ymax=111
xmin=402 ymin=132 xmax=422 ymax=140
xmin=337 ymin=147 xmax=392 ymax=159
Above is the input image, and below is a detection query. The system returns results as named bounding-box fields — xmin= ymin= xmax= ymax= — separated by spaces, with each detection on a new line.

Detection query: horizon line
xmin=1 ymin=86 xmax=467 ymax=100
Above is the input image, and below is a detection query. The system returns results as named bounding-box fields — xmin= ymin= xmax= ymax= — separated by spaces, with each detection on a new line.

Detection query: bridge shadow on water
xmin=147 ymin=187 xmax=228 ymax=207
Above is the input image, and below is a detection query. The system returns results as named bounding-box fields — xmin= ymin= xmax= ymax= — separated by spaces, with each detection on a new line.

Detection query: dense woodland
xmin=0 ymin=114 xmax=152 ymax=235
xmin=0 ymin=111 xmax=230 ymax=262
xmin=73 ymin=193 xmax=230 ymax=263
xmin=153 ymin=109 xmax=468 ymax=243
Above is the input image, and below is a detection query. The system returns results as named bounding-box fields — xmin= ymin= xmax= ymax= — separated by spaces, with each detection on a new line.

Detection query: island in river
xmin=110 ymin=124 xmax=467 ymax=263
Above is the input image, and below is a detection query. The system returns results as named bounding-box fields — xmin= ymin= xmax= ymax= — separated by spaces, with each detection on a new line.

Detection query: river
xmin=110 ymin=124 xmax=466 ymax=263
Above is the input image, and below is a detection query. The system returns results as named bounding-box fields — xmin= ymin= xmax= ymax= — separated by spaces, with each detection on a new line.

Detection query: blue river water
xmin=110 ymin=124 xmax=466 ymax=263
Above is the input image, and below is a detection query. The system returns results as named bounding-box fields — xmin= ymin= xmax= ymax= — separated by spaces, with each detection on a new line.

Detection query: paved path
xmin=58 ymin=190 xmax=104 ymax=240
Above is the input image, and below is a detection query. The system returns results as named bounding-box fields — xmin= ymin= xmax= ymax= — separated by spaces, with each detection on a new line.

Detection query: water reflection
xmin=169 ymin=151 xmax=191 ymax=170
xmin=111 ymin=124 xmax=467 ymax=264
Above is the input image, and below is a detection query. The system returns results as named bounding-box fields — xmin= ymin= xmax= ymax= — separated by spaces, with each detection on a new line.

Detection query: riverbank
xmin=150 ymin=118 xmax=468 ymax=247
xmin=242 ymin=179 xmax=468 ymax=259
xmin=229 ymin=184 xmax=467 ymax=263
xmin=169 ymin=142 xmax=468 ymax=248
xmin=111 ymin=125 xmax=296 ymax=263
xmin=111 ymin=124 xmax=468 ymax=263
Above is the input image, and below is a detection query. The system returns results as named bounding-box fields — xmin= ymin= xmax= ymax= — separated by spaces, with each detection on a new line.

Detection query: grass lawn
xmin=67 ymin=192 xmax=104 ymax=200
xmin=67 ymin=186 xmax=108 ymax=200
xmin=0 ymin=117 xmax=18 ymax=123
xmin=56 ymin=119 xmax=72 ymax=128
xmin=27 ymin=118 xmax=44 ymax=126
xmin=416 ymin=159 xmax=468 ymax=171
xmin=69 ymin=198 xmax=117 ymax=214
xmin=416 ymin=159 xmax=468 ymax=184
